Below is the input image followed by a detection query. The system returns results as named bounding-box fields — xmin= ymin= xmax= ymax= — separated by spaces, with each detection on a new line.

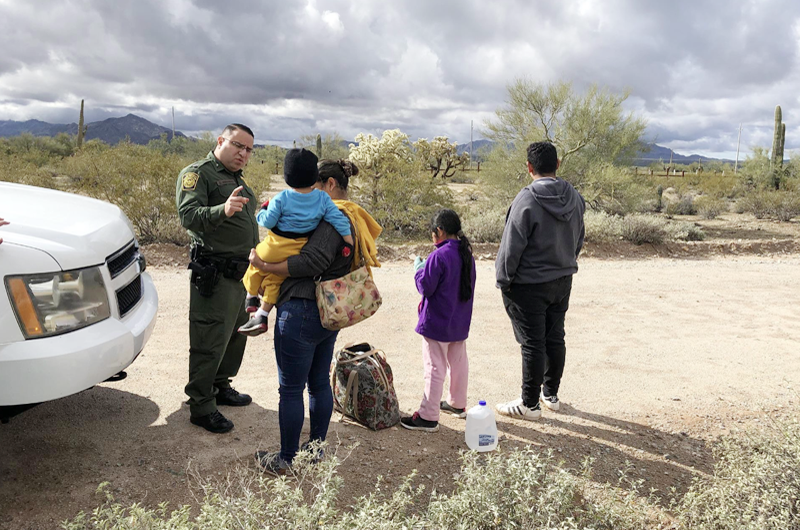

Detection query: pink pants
xmin=418 ymin=337 xmax=469 ymax=422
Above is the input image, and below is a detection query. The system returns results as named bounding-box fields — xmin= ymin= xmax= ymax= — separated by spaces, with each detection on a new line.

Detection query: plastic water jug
xmin=465 ymin=400 xmax=498 ymax=451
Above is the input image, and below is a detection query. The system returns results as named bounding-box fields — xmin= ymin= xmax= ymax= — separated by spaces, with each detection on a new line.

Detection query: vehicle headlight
xmin=5 ymin=267 xmax=110 ymax=339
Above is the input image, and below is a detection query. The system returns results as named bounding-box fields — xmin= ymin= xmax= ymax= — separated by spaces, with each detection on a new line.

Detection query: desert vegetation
xmin=2 ymin=81 xmax=799 ymax=247
xmin=61 ymin=416 xmax=800 ymax=529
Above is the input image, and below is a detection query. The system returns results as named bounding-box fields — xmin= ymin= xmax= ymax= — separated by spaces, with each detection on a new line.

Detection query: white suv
xmin=0 ymin=182 xmax=158 ymax=421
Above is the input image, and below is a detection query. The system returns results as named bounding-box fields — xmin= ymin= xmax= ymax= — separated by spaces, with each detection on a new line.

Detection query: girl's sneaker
xmin=439 ymin=401 xmax=467 ymax=418
xmin=400 ymin=411 xmax=439 ymax=432
xmin=496 ymin=398 xmax=542 ymax=421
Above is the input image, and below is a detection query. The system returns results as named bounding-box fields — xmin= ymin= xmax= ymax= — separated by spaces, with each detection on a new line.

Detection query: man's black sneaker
xmin=440 ymin=401 xmax=467 ymax=418
xmin=255 ymin=451 xmax=291 ymax=476
xmin=216 ymin=387 xmax=252 ymax=407
xmin=238 ymin=314 xmax=268 ymax=336
xmin=245 ymin=296 xmax=260 ymax=313
xmin=400 ymin=412 xmax=439 ymax=432
xmin=190 ymin=410 xmax=234 ymax=433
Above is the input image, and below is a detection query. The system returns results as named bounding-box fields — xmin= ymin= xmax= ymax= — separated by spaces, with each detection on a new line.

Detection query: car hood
xmin=0 ymin=182 xmax=135 ymax=271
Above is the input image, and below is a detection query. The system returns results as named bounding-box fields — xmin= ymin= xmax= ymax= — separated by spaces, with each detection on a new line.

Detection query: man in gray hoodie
xmin=495 ymin=141 xmax=585 ymax=421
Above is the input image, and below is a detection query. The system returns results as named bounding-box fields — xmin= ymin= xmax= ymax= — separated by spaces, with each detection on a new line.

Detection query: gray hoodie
xmin=495 ymin=177 xmax=585 ymax=288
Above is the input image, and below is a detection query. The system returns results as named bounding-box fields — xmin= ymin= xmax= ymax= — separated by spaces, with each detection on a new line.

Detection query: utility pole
xmin=171 ymin=106 xmax=176 ymax=141
xmin=734 ymin=123 xmax=742 ymax=174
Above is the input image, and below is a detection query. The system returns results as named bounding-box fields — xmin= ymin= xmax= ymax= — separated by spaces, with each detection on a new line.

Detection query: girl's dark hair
xmin=318 ymin=159 xmax=359 ymax=191
xmin=430 ymin=209 xmax=473 ymax=302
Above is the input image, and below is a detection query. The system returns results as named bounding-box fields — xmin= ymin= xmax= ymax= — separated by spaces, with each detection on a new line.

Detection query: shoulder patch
xmin=182 ymin=172 xmax=200 ymax=191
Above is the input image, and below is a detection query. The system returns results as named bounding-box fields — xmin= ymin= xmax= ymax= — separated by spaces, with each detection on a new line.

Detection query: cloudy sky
xmin=1 ymin=0 xmax=799 ymax=158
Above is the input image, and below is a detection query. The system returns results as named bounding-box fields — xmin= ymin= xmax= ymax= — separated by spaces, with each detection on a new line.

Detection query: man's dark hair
xmin=526 ymin=142 xmax=558 ymax=175
xmin=221 ymin=123 xmax=254 ymax=139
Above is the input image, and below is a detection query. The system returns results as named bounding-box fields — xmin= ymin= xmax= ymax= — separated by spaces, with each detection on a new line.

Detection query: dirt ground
xmin=1 ymin=215 xmax=800 ymax=529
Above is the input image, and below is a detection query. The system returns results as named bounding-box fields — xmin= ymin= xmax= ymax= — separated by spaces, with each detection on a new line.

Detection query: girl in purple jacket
xmin=401 ymin=209 xmax=476 ymax=432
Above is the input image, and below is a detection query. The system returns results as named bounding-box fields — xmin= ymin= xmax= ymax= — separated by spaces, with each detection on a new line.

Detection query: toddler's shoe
xmin=439 ymin=401 xmax=467 ymax=418
xmin=245 ymin=296 xmax=261 ymax=313
xmin=238 ymin=314 xmax=268 ymax=336
xmin=400 ymin=411 xmax=439 ymax=432
xmin=496 ymin=397 xmax=542 ymax=421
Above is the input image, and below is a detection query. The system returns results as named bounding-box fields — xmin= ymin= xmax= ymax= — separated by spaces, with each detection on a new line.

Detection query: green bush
xmin=678 ymin=419 xmax=800 ymax=530
xmin=620 ymin=214 xmax=667 ymax=245
xmin=58 ymin=142 xmax=190 ymax=244
xmin=693 ymin=195 xmax=727 ymax=219
xmin=740 ymin=190 xmax=800 ymax=221
xmin=618 ymin=214 xmax=704 ymax=245
xmin=461 ymin=204 xmax=506 ymax=243
xmin=64 ymin=447 xmax=658 ymax=530
xmin=584 ymin=209 xmax=623 ymax=243
xmin=664 ymin=195 xmax=697 ymax=216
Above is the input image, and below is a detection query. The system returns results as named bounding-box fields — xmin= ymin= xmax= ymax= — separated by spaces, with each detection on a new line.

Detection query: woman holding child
xmin=250 ymin=155 xmax=381 ymax=475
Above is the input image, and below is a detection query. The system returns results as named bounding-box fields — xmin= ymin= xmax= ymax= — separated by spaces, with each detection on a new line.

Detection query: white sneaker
xmin=540 ymin=393 xmax=560 ymax=411
xmin=495 ymin=398 xmax=541 ymax=421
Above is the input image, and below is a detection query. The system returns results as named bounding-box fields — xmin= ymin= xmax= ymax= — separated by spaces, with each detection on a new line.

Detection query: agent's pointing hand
xmin=224 ymin=186 xmax=249 ymax=217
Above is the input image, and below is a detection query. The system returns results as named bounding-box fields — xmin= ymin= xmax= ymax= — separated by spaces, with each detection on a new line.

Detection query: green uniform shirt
xmin=176 ymin=151 xmax=259 ymax=258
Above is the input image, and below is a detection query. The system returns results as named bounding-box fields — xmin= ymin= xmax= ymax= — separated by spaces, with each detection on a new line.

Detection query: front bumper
xmin=0 ymin=272 xmax=158 ymax=406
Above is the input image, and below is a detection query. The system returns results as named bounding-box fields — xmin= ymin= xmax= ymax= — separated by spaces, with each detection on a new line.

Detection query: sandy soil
xmin=2 ymin=230 xmax=800 ymax=528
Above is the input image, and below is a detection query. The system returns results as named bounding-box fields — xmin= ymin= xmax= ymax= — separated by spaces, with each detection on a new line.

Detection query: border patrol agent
xmin=176 ymin=123 xmax=260 ymax=433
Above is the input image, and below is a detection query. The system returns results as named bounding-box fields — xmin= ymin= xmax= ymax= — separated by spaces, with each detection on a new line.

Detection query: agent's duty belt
xmin=188 ymin=246 xmax=250 ymax=296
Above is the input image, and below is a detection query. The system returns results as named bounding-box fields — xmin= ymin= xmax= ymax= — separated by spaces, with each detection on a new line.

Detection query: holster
xmin=188 ymin=246 xmax=220 ymax=297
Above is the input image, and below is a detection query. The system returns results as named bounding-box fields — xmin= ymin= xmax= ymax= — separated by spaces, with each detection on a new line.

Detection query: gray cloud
xmin=1 ymin=0 xmax=799 ymax=157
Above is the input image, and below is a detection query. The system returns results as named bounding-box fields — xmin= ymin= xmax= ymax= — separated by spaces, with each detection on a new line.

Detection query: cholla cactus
xmin=413 ymin=136 xmax=469 ymax=179
xmin=349 ymin=129 xmax=414 ymax=209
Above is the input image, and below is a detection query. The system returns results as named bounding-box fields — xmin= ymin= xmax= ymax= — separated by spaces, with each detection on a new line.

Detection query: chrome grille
xmin=106 ymin=241 xmax=138 ymax=278
xmin=116 ymin=276 xmax=142 ymax=317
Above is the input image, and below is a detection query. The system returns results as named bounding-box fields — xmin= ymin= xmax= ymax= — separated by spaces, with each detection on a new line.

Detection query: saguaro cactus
xmin=77 ymin=99 xmax=87 ymax=149
xmin=770 ymin=106 xmax=783 ymax=169
xmin=316 ymin=134 xmax=322 ymax=158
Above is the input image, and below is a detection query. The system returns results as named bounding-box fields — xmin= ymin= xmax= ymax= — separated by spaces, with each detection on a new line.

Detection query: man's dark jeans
xmin=273 ymin=298 xmax=338 ymax=464
xmin=502 ymin=275 xmax=573 ymax=409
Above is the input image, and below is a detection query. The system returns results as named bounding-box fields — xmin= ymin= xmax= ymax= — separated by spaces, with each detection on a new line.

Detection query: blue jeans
xmin=273 ymin=299 xmax=338 ymax=463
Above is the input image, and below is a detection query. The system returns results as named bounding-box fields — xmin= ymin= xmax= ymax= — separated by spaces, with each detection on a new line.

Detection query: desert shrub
xmin=666 ymin=220 xmax=706 ymax=241
xmin=461 ymin=204 xmax=506 ymax=243
xmin=740 ymin=190 xmax=800 ymax=221
xmin=664 ymin=195 xmax=696 ymax=216
xmin=693 ymin=195 xmax=727 ymax=219
xmin=0 ymin=157 xmax=61 ymax=189
xmin=584 ymin=209 xmax=623 ymax=243
xmin=581 ymin=165 xmax=657 ymax=216
xmin=618 ymin=214 xmax=705 ymax=245
xmin=58 ymin=142 xmax=189 ymax=244
xmin=620 ymin=214 xmax=667 ymax=245
xmin=678 ymin=418 xmax=800 ymax=530
xmin=64 ymin=447 xmax=658 ymax=530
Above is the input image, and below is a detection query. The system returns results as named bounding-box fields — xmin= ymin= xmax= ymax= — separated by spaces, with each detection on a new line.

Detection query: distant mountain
xmin=0 ymin=114 xmax=185 ymax=145
xmin=456 ymin=139 xmax=494 ymax=157
xmin=634 ymin=143 xmax=734 ymax=166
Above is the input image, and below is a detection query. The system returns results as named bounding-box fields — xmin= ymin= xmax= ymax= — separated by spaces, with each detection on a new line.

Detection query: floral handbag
xmin=315 ymin=224 xmax=382 ymax=331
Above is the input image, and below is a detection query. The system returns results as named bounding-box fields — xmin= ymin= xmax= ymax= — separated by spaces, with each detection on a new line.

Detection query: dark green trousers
xmin=185 ymin=275 xmax=249 ymax=417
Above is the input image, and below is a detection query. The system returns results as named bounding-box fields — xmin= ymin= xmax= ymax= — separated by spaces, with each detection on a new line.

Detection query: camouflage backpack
xmin=330 ymin=343 xmax=400 ymax=430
